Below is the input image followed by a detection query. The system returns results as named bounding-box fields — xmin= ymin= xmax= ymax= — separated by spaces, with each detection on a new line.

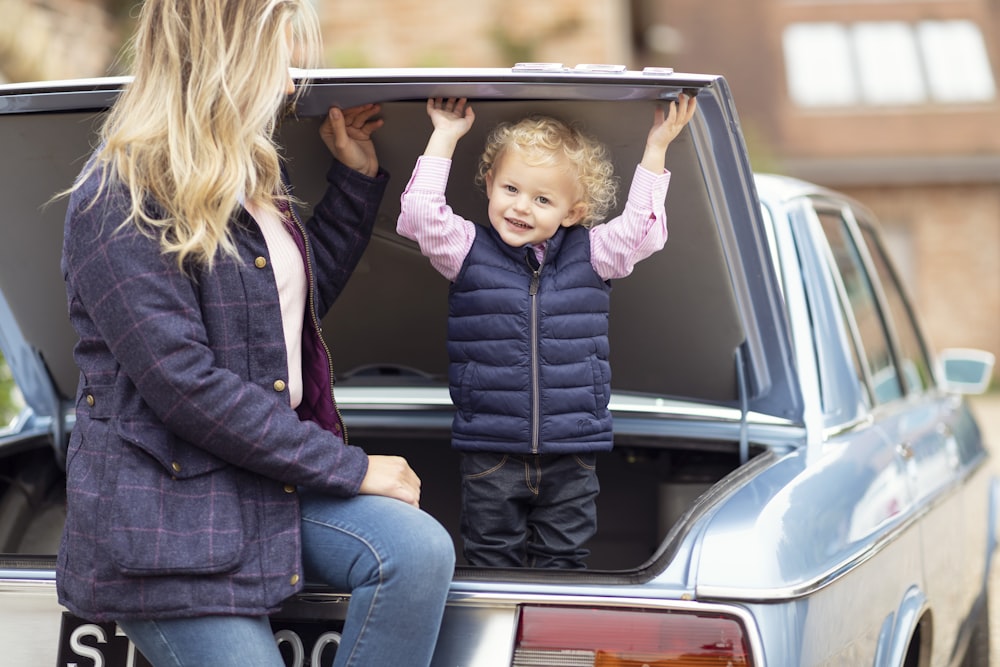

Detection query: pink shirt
xmin=397 ymin=155 xmax=671 ymax=281
xmin=244 ymin=199 xmax=306 ymax=409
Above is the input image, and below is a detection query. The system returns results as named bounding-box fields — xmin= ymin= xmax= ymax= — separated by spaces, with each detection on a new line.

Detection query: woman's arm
xmin=304 ymin=158 xmax=388 ymax=315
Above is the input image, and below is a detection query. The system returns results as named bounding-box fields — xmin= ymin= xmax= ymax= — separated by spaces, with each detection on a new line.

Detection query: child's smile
xmin=504 ymin=216 xmax=532 ymax=230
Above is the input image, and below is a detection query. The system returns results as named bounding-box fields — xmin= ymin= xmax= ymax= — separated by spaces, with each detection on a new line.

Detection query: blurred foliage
xmin=105 ymin=0 xmax=136 ymax=20
xmin=0 ymin=350 xmax=23 ymax=430
xmin=489 ymin=16 xmax=582 ymax=65
xmin=326 ymin=45 xmax=372 ymax=69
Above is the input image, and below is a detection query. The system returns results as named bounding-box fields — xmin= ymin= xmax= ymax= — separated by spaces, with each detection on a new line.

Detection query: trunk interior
xmin=370 ymin=434 xmax=740 ymax=570
xmin=0 ymin=430 xmax=743 ymax=572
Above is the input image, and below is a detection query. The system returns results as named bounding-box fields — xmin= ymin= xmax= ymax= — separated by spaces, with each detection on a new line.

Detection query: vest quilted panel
xmin=448 ymin=225 xmax=614 ymax=454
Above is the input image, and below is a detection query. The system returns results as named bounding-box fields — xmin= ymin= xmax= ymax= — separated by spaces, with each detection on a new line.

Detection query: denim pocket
xmin=572 ymin=452 xmax=598 ymax=471
xmin=108 ymin=420 xmax=246 ymax=576
xmin=460 ymin=451 xmax=509 ymax=480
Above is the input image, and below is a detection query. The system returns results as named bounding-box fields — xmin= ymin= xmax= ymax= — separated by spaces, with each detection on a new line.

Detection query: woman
xmin=56 ymin=1 xmax=454 ymax=665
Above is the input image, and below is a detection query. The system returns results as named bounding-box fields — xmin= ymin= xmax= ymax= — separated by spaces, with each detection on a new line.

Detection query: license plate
xmin=57 ymin=612 xmax=344 ymax=667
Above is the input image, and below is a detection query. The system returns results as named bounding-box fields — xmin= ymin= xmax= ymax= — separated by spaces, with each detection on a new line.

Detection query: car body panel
xmin=0 ymin=578 xmax=63 ymax=667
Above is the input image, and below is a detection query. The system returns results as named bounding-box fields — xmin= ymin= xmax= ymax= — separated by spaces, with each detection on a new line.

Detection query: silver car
xmin=0 ymin=66 xmax=996 ymax=666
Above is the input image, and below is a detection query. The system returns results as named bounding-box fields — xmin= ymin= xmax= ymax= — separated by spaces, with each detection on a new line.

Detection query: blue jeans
xmin=119 ymin=494 xmax=455 ymax=667
xmin=460 ymin=451 xmax=600 ymax=569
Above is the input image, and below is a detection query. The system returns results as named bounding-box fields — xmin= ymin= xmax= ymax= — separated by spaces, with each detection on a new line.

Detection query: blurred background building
xmin=1 ymin=0 xmax=997 ymax=382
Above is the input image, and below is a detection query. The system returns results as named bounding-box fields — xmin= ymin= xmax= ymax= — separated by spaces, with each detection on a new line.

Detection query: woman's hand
xmin=359 ymin=455 xmax=422 ymax=508
xmin=320 ymin=103 xmax=384 ymax=177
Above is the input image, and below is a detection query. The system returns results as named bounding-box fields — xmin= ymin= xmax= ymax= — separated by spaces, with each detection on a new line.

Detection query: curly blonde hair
xmin=475 ymin=115 xmax=618 ymax=227
xmin=74 ymin=0 xmax=322 ymax=271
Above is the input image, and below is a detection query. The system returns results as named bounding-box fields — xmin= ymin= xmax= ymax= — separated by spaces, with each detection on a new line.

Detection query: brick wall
xmin=317 ymin=0 xmax=631 ymax=68
xmin=642 ymin=0 xmax=1000 ymax=381
xmin=845 ymin=184 xmax=1000 ymax=361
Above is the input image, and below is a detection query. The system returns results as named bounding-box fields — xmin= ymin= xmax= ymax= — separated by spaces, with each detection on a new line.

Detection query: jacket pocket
xmin=590 ymin=356 xmax=611 ymax=416
xmin=108 ymin=420 xmax=246 ymax=576
xmin=456 ymin=361 xmax=477 ymax=421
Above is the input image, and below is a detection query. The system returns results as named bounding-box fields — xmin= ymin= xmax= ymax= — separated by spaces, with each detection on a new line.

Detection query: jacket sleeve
xmin=62 ymin=176 xmax=369 ymax=496
xmin=303 ymin=159 xmax=389 ymax=317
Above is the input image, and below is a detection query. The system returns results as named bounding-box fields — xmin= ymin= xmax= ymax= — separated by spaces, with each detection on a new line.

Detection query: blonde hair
xmin=76 ymin=0 xmax=322 ymax=271
xmin=475 ymin=115 xmax=617 ymax=227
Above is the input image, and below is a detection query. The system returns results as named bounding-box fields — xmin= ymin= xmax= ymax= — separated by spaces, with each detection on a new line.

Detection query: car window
xmin=816 ymin=209 xmax=904 ymax=405
xmin=857 ymin=224 xmax=934 ymax=394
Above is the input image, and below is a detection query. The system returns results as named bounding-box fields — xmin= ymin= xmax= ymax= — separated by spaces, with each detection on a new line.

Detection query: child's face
xmin=485 ymin=151 xmax=586 ymax=248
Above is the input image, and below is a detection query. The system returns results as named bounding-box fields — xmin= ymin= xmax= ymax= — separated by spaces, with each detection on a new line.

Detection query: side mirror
xmin=937 ymin=348 xmax=996 ymax=395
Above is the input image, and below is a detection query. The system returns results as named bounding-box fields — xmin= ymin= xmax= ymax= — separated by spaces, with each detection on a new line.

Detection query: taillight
xmin=513 ymin=605 xmax=752 ymax=666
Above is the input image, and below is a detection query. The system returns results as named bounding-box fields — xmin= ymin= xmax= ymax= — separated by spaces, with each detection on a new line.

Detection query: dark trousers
xmin=459 ymin=451 xmax=600 ymax=569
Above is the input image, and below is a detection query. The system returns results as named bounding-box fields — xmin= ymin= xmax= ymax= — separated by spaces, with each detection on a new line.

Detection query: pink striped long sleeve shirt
xmin=397 ymin=155 xmax=671 ymax=281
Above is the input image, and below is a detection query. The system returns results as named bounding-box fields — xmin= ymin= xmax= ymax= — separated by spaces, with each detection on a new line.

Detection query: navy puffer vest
xmin=447 ymin=224 xmax=614 ymax=454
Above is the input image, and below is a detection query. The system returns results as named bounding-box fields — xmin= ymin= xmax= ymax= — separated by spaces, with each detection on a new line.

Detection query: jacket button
xmin=273 ymin=380 xmax=286 ymax=392
xmin=290 ymin=574 xmax=300 ymax=586
xmin=171 ymin=462 xmax=182 ymax=473
xmin=254 ymin=256 xmax=267 ymax=269
xmin=85 ymin=394 xmax=95 ymax=406
xmin=283 ymin=484 xmax=296 ymax=494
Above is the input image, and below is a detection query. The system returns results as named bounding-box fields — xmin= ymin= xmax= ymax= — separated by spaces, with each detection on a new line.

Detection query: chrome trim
xmin=611 ymin=395 xmax=790 ymax=425
xmin=332 ymin=386 xmax=795 ymax=426
xmin=334 ymin=386 xmax=454 ymax=407
xmin=0 ymin=572 xmax=57 ymax=585
xmin=821 ymin=412 xmax=875 ymax=441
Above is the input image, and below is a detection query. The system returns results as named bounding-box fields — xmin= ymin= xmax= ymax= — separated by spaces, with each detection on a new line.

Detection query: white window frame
xmin=783 ymin=19 xmax=996 ymax=108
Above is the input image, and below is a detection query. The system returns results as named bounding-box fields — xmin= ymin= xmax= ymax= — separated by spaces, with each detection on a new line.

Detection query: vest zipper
xmin=281 ymin=183 xmax=349 ymax=444
xmin=527 ymin=252 xmax=541 ymax=454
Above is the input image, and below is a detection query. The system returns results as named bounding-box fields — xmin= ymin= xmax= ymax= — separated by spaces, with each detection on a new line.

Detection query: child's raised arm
xmin=423 ymin=97 xmax=476 ymax=159
xmin=640 ymin=93 xmax=697 ymax=174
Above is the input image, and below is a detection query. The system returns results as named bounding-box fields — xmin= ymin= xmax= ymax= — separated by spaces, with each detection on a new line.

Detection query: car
xmin=0 ymin=65 xmax=996 ymax=667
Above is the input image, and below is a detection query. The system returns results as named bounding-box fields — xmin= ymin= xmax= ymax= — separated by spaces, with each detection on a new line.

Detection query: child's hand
xmin=423 ymin=97 xmax=475 ymax=159
xmin=640 ymin=93 xmax=697 ymax=174
xmin=428 ymin=97 xmax=475 ymax=133
xmin=648 ymin=94 xmax=697 ymax=151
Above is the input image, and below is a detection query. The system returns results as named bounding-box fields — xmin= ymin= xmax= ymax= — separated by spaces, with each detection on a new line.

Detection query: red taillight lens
xmin=513 ymin=605 xmax=751 ymax=666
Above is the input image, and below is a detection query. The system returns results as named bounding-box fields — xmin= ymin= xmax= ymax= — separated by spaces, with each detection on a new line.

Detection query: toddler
xmin=398 ymin=96 xmax=696 ymax=568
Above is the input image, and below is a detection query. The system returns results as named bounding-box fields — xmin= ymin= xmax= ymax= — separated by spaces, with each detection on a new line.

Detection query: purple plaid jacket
xmin=56 ymin=158 xmax=387 ymax=621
